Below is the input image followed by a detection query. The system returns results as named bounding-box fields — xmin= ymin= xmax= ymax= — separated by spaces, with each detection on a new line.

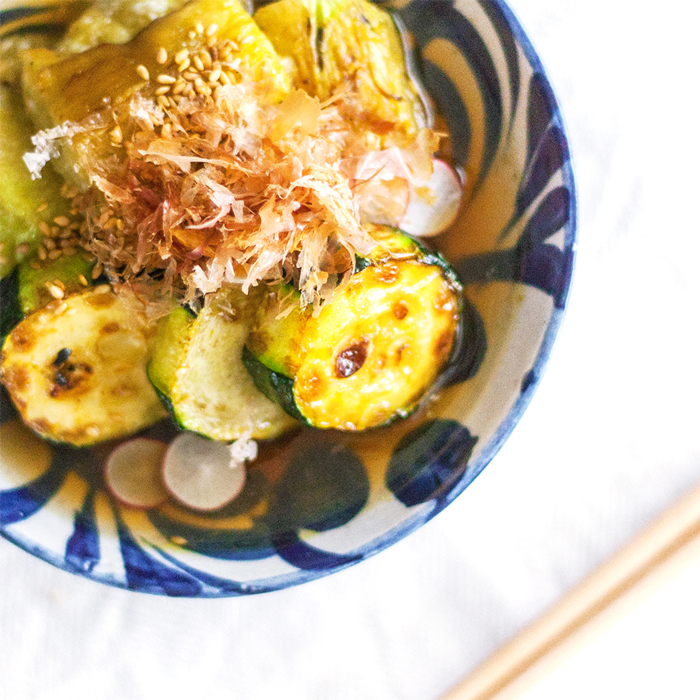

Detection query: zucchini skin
xmin=0 ymin=269 xmax=23 ymax=343
xmin=245 ymin=229 xmax=463 ymax=431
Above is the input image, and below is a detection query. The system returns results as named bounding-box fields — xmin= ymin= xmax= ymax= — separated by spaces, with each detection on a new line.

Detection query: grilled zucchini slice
xmin=0 ymin=286 xmax=167 ymax=446
xmin=148 ymin=286 xmax=298 ymax=441
xmin=254 ymin=0 xmax=428 ymax=145
xmin=245 ymin=229 xmax=462 ymax=431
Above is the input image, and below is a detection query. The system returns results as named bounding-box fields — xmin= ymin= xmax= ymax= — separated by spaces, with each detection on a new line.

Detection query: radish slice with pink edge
xmin=104 ymin=438 xmax=170 ymax=509
xmin=162 ymin=432 xmax=248 ymax=512
xmin=399 ymin=158 xmax=463 ymax=237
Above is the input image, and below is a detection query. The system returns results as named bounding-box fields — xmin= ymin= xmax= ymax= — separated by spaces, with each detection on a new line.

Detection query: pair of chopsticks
xmin=440 ymin=479 xmax=700 ymax=700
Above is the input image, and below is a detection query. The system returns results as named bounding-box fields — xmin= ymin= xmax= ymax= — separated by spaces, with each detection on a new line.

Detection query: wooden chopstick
xmin=440 ymin=480 xmax=700 ymax=700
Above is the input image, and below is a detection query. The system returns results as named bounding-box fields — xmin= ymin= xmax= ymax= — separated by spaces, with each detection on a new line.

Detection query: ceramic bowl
xmin=0 ymin=0 xmax=576 ymax=596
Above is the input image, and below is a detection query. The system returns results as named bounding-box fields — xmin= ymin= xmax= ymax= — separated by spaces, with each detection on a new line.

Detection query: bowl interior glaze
xmin=0 ymin=0 xmax=575 ymax=596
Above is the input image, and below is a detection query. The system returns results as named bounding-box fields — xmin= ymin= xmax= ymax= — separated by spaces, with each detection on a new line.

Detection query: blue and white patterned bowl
xmin=0 ymin=0 xmax=575 ymax=596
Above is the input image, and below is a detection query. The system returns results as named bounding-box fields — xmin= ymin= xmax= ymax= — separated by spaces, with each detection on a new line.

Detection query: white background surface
xmin=1 ymin=0 xmax=700 ymax=698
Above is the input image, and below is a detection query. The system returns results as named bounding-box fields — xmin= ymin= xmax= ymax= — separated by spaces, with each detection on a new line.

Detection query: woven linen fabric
xmin=1 ymin=0 xmax=699 ymax=698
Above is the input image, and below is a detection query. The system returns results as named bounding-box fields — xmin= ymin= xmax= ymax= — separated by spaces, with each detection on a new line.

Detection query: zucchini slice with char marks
xmin=245 ymin=227 xmax=462 ymax=431
xmin=0 ymin=286 xmax=167 ymax=446
xmin=147 ymin=286 xmax=298 ymax=442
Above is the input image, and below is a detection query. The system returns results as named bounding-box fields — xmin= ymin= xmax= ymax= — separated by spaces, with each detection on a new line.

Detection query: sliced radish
xmin=104 ymin=438 xmax=170 ymax=509
xmin=399 ymin=158 xmax=463 ymax=237
xmin=162 ymin=432 xmax=247 ymax=512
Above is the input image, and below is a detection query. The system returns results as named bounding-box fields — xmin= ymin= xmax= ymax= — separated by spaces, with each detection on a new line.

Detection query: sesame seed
xmin=78 ymin=274 xmax=89 ymax=286
xmin=48 ymin=249 xmax=63 ymax=260
xmin=36 ymin=202 xmax=49 ymax=213
xmin=55 ymin=302 xmax=68 ymax=314
xmin=195 ymin=22 xmax=204 ymax=35
xmin=219 ymin=71 xmax=232 ymax=86
xmin=206 ymin=35 xmax=217 ymax=48
xmin=205 ymin=22 xmax=218 ymax=37
xmin=39 ymin=221 xmax=51 ymax=236
xmin=51 ymin=226 xmax=60 ymax=237
xmin=30 ymin=261 xmax=41 ymax=270
xmin=157 ymin=95 xmax=171 ymax=108
xmin=188 ymin=29 xmax=196 ymax=40
xmin=47 ymin=283 xmax=64 ymax=299
xmin=208 ymin=68 xmax=222 ymax=84
xmin=38 ymin=245 xmax=47 ymax=260
xmin=157 ymin=74 xmax=177 ymax=84
xmin=53 ymin=215 xmax=70 ymax=227
xmin=136 ymin=64 xmax=150 ymax=81
xmin=172 ymin=79 xmax=187 ymax=95
xmin=62 ymin=247 xmax=77 ymax=257
xmin=157 ymin=47 xmax=168 ymax=64
xmin=241 ymin=35 xmax=254 ymax=45
xmin=94 ymin=284 xmax=111 ymax=294
xmin=175 ymin=49 xmax=189 ymax=64
xmin=182 ymin=71 xmax=199 ymax=81
xmin=91 ymin=264 xmax=104 ymax=280
xmin=44 ymin=238 xmax=56 ymax=251
xmin=52 ymin=278 xmax=66 ymax=291
xmin=193 ymin=55 xmax=205 ymax=71
xmin=155 ymin=85 xmax=171 ymax=96
xmin=177 ymin=57 xmax=191 ymax=72
xmin=199 ymin=50 xmax=212 ymax=69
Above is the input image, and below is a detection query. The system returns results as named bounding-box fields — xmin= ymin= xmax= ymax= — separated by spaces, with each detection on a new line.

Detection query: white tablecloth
xmin=1 ymin=1 xmax=699 ymax=698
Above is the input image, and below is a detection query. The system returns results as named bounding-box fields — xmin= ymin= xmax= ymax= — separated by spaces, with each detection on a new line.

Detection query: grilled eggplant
xmin=21 ymin=0 xmax=292 ymax=188
xmin=254 ymin=0 xmax=428 ymax=146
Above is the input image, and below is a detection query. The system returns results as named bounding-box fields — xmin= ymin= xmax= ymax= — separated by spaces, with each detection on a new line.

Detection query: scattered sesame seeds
xmin=39 ymin=221 xmax=51 ymax=236
xmin=157 ymin=74 xmax=177 ymax=84
xmin=175 ymin=49 xmax=189 ymax=64
xmin=91 ymin=263 xmax=104 ymax=280
xmin=136 ymin=64 xmax=150 ymax=81
xmin=53 ymin=215 xmax=71 ymax=227
xmin=157 ymin=47 xmax=168 ymax=65
xmin=48 ymin=249 xmax=63 ymax=260
xmin=78 ymin=274 xmax=89 ymax=286
xmin=52 ymin=278 xmax=66 ymax=291
xmin=205 ymin=23 xmax=218 ymax=37
xmin=36 ymin=202 xmax=49 ymax=213
xmin=195 ymin=22 xmax=204 ymax=35
xmin=193 ymin=55 xmax=205 ymax=72
xmin=155 ymin=85 xmax=172 ymax=96
xmin=157 ymin=95 xmax=171 ymax=109
xmin=177 ymin=57 xmax=192 ymax=72
xmin=208 ymin=68 xmax=222 ymax=84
